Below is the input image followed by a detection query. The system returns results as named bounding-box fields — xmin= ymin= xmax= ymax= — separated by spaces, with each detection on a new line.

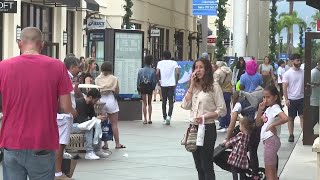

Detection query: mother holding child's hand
xmin=181 ymin=57 xmax=227 ymax=180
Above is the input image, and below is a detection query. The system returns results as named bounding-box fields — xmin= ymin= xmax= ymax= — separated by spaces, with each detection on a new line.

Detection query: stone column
xmin=248 ymin=0 xmax=259 ymax=58
xmin=2 ymin=0 xmax=21 ymax=59
xmin=258 ymin=0 xmax=270 ymax=60
xmin=53 ymin=7 xmax=67 ymax=60
xmin=74 ymin=10 xmax=86 ymax=58
xmin=232 ymin=0 xmax=247 ymax=57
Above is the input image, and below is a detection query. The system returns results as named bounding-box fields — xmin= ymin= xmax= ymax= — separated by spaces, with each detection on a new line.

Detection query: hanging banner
xmin=175 ymin=61 xmax=194 ymax=102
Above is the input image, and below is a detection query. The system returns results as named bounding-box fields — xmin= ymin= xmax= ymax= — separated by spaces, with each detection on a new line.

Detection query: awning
xmin=307 ymin=0 xmax=320 ymax=10
xmin=84 ymin=0 xmax=100 ymax=12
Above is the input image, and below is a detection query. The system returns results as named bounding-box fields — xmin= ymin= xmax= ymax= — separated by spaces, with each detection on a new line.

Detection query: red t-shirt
xmin=0 ymin=54 xmax=73 ymax=150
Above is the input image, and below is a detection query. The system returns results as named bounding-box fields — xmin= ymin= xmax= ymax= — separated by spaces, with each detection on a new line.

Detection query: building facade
xmin=0 ymin=0 xmax=197 ymax=61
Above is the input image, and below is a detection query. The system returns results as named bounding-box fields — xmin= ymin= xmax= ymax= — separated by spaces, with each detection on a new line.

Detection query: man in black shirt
xmin=71 ymin=89 xmax=108 ymax=160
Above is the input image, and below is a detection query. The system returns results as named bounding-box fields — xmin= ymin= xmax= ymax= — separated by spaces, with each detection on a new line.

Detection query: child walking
xmin=257 ymin=85 xmax=289 ymax=180
xmin=225 ymin=117 xmax=252 ymax=180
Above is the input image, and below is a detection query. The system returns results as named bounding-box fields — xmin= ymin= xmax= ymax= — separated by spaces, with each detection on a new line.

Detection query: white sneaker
xmin=166 ymin=116 xmax=171 ymax=125
xmin=95 ymin=150 xmax=110 ymax=158
xmin=217 ymin=128 xmax=227 ymax=133
xmin=63 ymin=152 xmax=72 ymax=159
xmin=85 ymin=152 xmax=100 ymax=160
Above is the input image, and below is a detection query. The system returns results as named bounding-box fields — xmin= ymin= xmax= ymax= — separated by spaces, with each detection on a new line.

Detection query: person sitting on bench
xmin=71 ymin=89 xmax=109 ymax=160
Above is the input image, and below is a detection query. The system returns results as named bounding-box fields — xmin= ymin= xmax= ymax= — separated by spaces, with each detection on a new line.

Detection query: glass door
xmin=41 ymin=42 xmax=59 ymax=59
xmin=303 ymin=32 xmax=320 ymax=145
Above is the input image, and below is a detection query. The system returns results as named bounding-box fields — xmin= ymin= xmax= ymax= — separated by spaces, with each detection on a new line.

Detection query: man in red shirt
xmin=0 ymin=27 xmax=76 ymax=180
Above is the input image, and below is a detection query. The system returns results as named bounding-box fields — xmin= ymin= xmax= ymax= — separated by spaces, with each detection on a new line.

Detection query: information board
xmin=114 ymin=32 xmax=143 ymax=100
xmin=192 ymin=0 xmax=217 ymax=16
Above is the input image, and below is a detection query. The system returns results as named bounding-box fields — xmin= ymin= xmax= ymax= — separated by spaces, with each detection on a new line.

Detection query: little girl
xmin=257 ymin=85 xmax=289 ymax=180
xmin=225 ymin=117 xmax=252 ymax=180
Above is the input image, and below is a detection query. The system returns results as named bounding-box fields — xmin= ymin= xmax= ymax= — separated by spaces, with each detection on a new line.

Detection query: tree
xmin=269 ymin=0 xmax=278 ymax=63
xmin=298 ymin=21 xmax=307 ymax=56
xmin=278 ymin=11 xmax=305 ymax=54
xmin=310 ymin=10 xmax=320 ymax=29
xmin=123 ymin=0 xmax=133 ymax=29
xmin=215 ymin=0 xmax=228 ymax=60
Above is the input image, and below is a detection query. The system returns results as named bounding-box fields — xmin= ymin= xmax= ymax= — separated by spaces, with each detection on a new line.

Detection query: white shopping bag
xmin=77 ymin=117 xmax=99 ymax=131
xmin=196 ymin=115 xmax=205 ymax=146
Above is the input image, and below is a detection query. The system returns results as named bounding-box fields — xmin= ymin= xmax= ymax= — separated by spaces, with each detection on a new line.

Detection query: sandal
xmin=148 ymin=120 xmax=152 ymax=124
xmin=115 ymin=144 xmax=126 ymax=149
xmin=143 ymin=120 xmax=147 ymax=124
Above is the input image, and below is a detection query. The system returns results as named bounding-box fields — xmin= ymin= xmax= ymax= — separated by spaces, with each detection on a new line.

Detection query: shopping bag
xmin=101 ymin=120 xmax=113 ymax=141
xmin=196 ymin=115 xmax=205 ymax=146
xmin=77 ymin=117 xmax=98 ymax=130
xmin=62 ymin=158 xmax=77 ymax=178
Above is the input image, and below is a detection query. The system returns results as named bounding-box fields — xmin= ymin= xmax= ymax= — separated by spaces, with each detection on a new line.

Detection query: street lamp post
xmin=279 ymin=36 xmax=283 ymax=56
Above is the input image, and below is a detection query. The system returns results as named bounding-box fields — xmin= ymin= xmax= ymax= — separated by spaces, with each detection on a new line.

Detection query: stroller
xmin=213 ymin=142 xmax=266 ymax=180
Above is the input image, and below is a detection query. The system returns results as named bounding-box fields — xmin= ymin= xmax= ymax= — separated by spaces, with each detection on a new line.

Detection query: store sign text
xmin=87 ymin=19 xmax=107 ymax=29
xmin=0 ymin=1 xmax=17 ymax=13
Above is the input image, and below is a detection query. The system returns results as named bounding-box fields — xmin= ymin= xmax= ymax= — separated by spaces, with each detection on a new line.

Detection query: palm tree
xmin=310 ymin=10 xmax=320 ymax=29
xmin=278 ymin=11 xmax=305 ymax=54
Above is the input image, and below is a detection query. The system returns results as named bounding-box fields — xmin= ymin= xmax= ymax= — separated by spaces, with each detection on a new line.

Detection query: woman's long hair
xmin=84 ymin=57 xmax=95 ymax=74
xmin=264 ymin=85 xmax=283 ymax=110
xmin=192 ymin=58 xmax=213 ymax=92
xmin=236 ymin=57 xmax=246 ymax=69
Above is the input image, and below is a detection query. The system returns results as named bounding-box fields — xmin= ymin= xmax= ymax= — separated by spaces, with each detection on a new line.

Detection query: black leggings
xmin=192 ymin=124 xmax=217 ymax=180
xmin=248 ymin=125 xmax=261 ymax=177
xmin=231 ymin=166 xmax=246 ymax=180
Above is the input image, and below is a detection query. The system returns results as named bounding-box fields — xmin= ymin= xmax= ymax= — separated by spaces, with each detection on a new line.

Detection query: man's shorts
xmin=288 ymin=98 xmax=304 ymax=119
xmin=57 ymin=114 xmax=73 ymax=145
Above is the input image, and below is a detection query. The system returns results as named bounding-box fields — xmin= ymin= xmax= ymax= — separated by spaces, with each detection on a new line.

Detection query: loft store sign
xmin=87 ymin=19 xmax=107 ymax=29
xmin=0 ymin=1 xmax=17 ymax=13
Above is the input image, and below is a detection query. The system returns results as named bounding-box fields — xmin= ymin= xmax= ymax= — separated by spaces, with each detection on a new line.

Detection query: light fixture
xmin=63 ymin=31 xmax=68 ymax=45
xmin=16 ymin=25 xmax=21 ymax=42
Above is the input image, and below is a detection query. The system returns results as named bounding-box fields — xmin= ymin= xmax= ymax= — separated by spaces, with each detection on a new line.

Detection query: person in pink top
xmin=0 ymin=27 xmax=76 ymax=180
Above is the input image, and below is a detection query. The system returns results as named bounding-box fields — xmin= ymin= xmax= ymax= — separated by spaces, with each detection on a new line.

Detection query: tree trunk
xmin=287 ymin=30 xmax=290 ymax=54
xmin=288 ymin=1 xmax=294 ymax=54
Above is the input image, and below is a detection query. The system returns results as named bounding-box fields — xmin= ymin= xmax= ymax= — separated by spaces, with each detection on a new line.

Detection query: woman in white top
xmin=256 ymin=85 xmax=289 ymax=180
xmin=95 ymin=62 xmax=125 ymax=149
xmin=259 ymin=56 xmax=276 ymax=88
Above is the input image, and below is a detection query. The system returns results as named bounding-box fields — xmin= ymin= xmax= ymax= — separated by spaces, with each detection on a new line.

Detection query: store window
xmin=66 ymin=11 xmax=75 ymax=54
xmin=151 ymin=28 xmax=165 ymax=60
xmin=132 ymin=23 xmax=142 ymax=30
xmin=21 ymin=3 xmax=56 ymax=58
xmin=175 ymin=31 xmax=184 ymax=60
xmin=165 ymin=29 xmax=169 ymax=51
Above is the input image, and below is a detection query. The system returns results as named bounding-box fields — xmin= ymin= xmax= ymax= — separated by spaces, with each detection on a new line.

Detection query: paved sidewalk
xmin=0 ymin=101 xmax=307 ymax=179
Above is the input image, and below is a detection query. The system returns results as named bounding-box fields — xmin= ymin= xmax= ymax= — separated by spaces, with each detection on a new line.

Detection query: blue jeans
xmin=72 ymin=123 xmax=101 ymax=153
xmin=3 ymin=149 xmax=55 ymax=180
xmin=219 ymin=92 xmax=231 ymax=128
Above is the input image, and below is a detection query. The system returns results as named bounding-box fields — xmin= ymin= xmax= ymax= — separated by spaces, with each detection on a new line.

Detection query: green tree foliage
xmin=215 ymin=0 xmax=228 ymax=60
xmin=278 ymin=11 xmax=306 ymax=54
xmin=123 ymin=0 xmax=133 ymax=29
xmin=269 ymin=0 xmax=278 ymax=63
xmin=298 ymin=21 xmax=307 ymax=56
xmin=310 ymin=11 xmax=320 ymax=29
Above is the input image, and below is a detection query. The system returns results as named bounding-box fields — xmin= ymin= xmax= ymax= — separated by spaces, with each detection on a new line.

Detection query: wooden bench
xmin=66 ymin=102 xmax=105 ymax=152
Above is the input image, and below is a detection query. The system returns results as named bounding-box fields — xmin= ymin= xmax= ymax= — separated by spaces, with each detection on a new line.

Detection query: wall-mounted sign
xmin=0 ymin=1 xmax=17 ymax=13
xmin=150 ymin=29 xmax=160 ymax=37
xmin=87 ymin=19 xmax=106 ymax=30
xmin=89 ymin=33 xmax=104 ymax=41
xmin=207 ymin=37 xmax=216 ymax=43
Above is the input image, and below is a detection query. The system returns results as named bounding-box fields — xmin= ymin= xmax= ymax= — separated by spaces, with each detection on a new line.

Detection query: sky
xmin=277 ymin=1 xmax=318 ymax=46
